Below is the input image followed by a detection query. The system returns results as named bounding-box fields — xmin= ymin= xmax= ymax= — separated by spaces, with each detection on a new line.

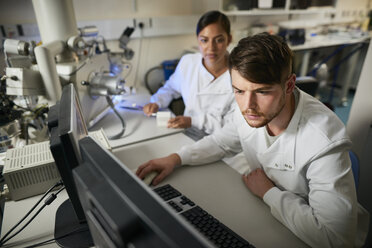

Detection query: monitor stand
xmin=54 ymin=199 xmax=94 ymax=247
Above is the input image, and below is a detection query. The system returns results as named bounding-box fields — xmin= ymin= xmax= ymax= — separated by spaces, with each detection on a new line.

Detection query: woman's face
xmin=197 ymin=23 xmax=231 ymax=68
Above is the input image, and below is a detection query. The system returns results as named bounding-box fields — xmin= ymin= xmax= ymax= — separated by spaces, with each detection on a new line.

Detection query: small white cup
xmin=156 ymin=111 xmax=172 ymax=127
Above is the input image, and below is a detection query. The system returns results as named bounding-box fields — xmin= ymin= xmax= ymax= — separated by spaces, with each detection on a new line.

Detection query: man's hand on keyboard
xmin=136 ymin=153 xmax=181 ymax=186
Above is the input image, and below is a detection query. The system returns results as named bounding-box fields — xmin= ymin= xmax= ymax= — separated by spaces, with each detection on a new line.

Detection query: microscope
xmin=1 ymin=0 xmax=134 ymax=149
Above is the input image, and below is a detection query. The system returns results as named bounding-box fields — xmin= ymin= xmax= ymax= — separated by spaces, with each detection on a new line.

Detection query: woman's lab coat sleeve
xmin=177 ymin=121 xmax=242 ymax=165
xmin=192 ymin=98 xmax=235 ymax=134
xmin=263 ymin=142 xmax=359 ymax=247
xmin=150 ymin=62 xmax=183 ymax=109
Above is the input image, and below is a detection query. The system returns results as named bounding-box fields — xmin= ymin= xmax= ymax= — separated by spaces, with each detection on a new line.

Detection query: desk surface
xmin=1 ymin=132 xmax=308 ymax=248
xmin=90 ymin=90 xmax=183 ymax=149
xmin=289 ymin=32 xmax=370 ymax=51
xmin=113 ymin=132 xmax=309 ymax=248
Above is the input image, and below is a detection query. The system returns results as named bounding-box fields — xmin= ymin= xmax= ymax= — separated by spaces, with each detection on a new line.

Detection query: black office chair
xmin=295 ymin=76 xmax=319 ymax=97
xmin=144 ymin=62 xmax=185 ymax=116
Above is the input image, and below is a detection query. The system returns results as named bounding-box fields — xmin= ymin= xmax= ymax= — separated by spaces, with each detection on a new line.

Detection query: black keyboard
xmin=183 ymin=126 xmax=208 ymax=141
xmin=154 ymin=184 xmax=255 ymax=248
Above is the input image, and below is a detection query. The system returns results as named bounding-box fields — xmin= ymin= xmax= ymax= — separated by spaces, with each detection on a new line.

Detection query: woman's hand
xmin=167 ymin=116 xmax=192 ymax=129
xmin=143 ymin=103 xmax=159 ymax=116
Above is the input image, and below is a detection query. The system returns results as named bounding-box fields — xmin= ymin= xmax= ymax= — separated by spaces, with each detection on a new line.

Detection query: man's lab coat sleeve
xmin=263 ymin=143 xmax=359 ymax=248
xmin=178 ymin=121 xmax=242 ymax=165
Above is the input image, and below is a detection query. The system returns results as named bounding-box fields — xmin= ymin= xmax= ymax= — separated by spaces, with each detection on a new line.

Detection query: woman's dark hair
xmin=229 ymin=32 xmax=293 ymax=85
xmin=196 ymin=10 xmax=231 ymax=36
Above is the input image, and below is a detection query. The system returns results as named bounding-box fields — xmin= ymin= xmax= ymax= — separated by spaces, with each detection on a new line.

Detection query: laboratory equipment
xmin=3 ymin=141 xmax=60 ymax=201
xmin=2 ymin=0 xmax=133 ymax=145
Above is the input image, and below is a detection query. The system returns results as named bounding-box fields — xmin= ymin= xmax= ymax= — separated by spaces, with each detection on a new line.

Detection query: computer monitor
xmin=73 ymin=136 xmax=213 ymax=248
xmin=48 ymin=83 xmax=93 ymax=247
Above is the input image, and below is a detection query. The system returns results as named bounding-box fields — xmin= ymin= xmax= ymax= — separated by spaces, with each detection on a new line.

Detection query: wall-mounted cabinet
xmin=220 ymin=0 xmax=337 ymax=16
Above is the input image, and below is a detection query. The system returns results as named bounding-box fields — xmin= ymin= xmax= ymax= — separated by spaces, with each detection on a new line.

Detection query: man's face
xmin=231 ymin=69 xmax=288 ymax=128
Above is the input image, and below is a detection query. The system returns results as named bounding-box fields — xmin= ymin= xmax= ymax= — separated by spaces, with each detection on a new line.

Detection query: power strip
xmin=88 ymin=128 xmax=112 ymax=151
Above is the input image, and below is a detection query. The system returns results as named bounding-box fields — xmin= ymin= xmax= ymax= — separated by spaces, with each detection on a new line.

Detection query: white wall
xmin=0 ymin=0 xmax=217 ymax=23
xmin=1 ymin=0 xmax=370 ymax=88
xmin=336 ymin=0 xmax=371 ymax=18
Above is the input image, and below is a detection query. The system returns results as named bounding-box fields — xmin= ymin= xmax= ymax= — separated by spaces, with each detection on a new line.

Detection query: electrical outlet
xmin=2 ymin=24 xmax=18 ymax=38
xmin=136 ymin=18 xmax=152 ymax=29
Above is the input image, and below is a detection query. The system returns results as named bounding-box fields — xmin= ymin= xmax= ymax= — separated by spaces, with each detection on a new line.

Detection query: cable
xmin=133 ymin=25 xmax=144 ymax=89
xmin=105 ymin=96 xmax=126 ymax=140
xmin=13 ymin=103 xmax=33 ymax=113
xmin=97 ymin=35 xmax=109 ymax=52
xmin=0 ymin=186 xmax=65 ymax=246
xmin=58 ymin=61 xmax=87 ymax=76
xmin=0 ymin=180 xmax=62 ymax=243
xmin=0 ymin=181 xmax=63 ymax=246
xmin=326 ymin=43 xmax=365 ymax=103
xmin=307 ymin=44 xmax=349 ymax=78
xmin=23 ymin=226 xmax=89 ymax=248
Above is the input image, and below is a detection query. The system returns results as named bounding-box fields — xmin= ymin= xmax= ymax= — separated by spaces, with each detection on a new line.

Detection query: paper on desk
xmin=118 ymin=102 xmax=144 ymax=110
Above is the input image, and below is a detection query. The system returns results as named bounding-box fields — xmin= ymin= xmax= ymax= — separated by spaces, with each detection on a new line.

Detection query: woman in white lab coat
xmin=143 ymin=10 xmax=235 ymax=134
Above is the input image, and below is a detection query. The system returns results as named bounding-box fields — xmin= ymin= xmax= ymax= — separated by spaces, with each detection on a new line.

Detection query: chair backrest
xmin=349 ymin=150 xmax=360 ymax=189
xmin=295 ymin=76 xmax=319 ymax=97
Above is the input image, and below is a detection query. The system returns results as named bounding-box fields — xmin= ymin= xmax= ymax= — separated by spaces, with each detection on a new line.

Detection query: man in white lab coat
xmin=137 ymin=32 xmax=369 ymax=247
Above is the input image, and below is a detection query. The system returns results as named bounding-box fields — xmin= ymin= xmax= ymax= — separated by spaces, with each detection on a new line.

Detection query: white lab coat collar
xmin=198 ymin=56 xmax=232 ymax=95
xmin=199 ymin=56 xmax=215 ymax=84
xmin=256 ymin=88 xmax=304 ymax=172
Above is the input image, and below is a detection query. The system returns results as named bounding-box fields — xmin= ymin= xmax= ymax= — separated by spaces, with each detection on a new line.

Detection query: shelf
xmin=222 ymin=7 xmax=336 ymax=16
xmin=222 ymin=9 xmax=288 ymax=16
xmin=220 ymin=0 xmax=336 ymax=17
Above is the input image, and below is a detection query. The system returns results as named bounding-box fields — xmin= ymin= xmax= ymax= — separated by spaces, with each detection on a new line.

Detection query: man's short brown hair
xmin=229 ymin=32 xmax=293 ymax=85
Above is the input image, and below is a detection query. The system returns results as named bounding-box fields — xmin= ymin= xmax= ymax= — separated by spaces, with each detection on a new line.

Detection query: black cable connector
xmin=0 ymin=182 xmax=64 ymax=246
xmin=45 ymin=194 xmax=57 ymax=205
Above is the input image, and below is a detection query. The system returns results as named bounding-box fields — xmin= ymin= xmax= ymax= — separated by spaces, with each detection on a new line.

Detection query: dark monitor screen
xmin=48 ymin=83 xmax=93 ymax=247
xmin=58 ymin=83 xmax=88 ymax=166
xmin=73 ymin=136 xmax=213 ymax=248
xmin=49 ymin=83 xmax=88 ymax=221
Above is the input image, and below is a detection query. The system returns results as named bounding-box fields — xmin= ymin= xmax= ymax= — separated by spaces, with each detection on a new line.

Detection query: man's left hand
xmin=242 ymin=168 xmax=275 ymax=199
xmin=167 ymin=116 xmax=192 ymax=128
